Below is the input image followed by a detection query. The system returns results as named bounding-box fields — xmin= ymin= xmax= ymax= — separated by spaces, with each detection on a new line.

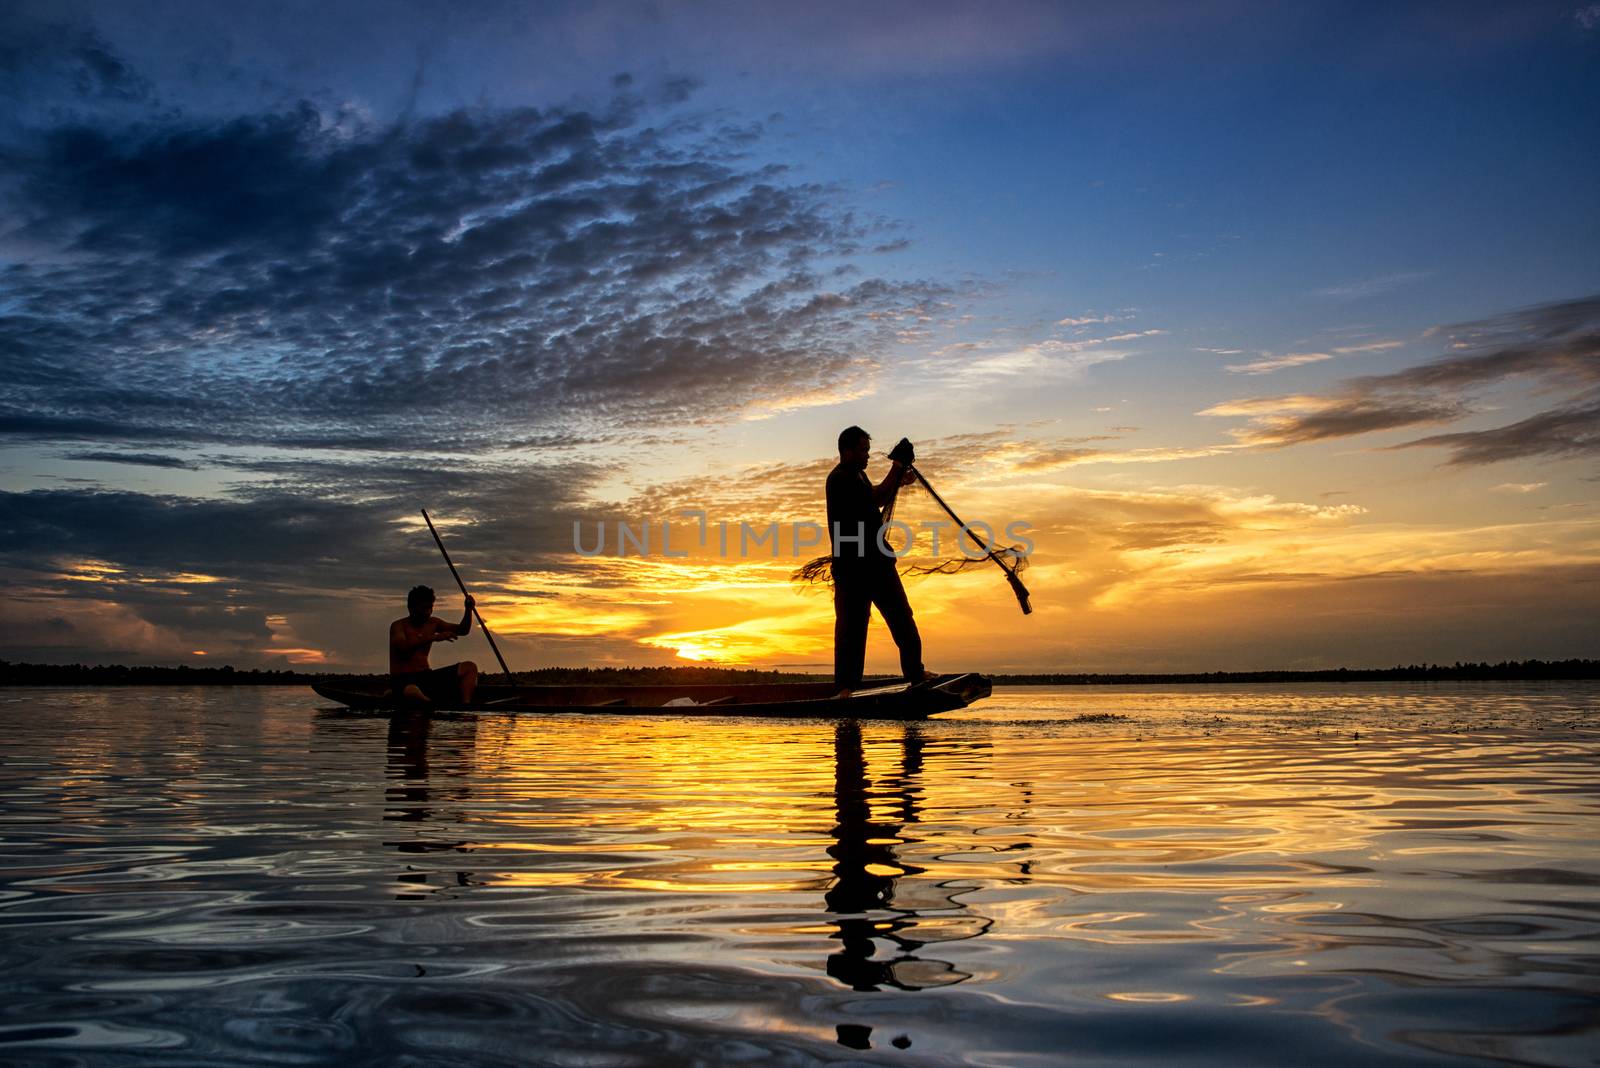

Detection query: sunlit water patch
xmin=0 ymin=684 xmax=1596 ymax=1065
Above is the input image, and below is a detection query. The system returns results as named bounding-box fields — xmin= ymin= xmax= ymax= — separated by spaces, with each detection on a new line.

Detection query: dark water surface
xmin=1 ymin=684 xmax=1597 ymax=1066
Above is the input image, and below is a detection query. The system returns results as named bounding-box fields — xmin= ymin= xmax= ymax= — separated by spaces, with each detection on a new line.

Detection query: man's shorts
xmin=391 ymin=664 xmax=463 ymax=705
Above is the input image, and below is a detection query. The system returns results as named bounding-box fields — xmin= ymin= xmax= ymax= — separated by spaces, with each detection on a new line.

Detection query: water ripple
xmin=0 ymin=683 xmax=1595 ymax=1065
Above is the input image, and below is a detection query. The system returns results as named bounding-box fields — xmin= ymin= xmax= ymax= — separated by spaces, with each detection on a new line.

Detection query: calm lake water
xmin=1 ymin=683 xmax=1597 ymax=1066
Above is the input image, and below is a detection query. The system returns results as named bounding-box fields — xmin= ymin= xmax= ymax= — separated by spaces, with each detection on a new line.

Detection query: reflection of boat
xmin=311 ymin=673 xmax=991 ymax=720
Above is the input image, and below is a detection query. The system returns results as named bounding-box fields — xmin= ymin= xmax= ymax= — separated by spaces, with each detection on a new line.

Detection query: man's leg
xmin=420 ymin=665 xmax=461 ymax=705
xmin=392 ymin=673 xmax=430 ymax=707
xmin=833 ymin=578 xmax=871 ymax=692
xmin=457 ymin=661 xmax=478 ymax=704
xmin=870 ymin=566 xmax=926 ymax=683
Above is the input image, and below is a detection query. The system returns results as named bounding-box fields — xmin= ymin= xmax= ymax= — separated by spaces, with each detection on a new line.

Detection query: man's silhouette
xmin=826 ymin=427 xmax=928 ymax=695
xmin=388 ymin=585 xmax=478 ymax=706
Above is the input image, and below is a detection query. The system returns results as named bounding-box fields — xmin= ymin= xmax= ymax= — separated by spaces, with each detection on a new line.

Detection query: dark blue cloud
xmin=1398 ymin=400 xmax=1600 ymax=466
xmin=1219 ymin=294 xmax=1600 ymax=463
xmin=61 ymin=451 xmax=200 ymax=470
xmin=0 ymin=455 xmax=610 ymax=665
xmin=0 ymin=454 xmax=629 ymax=605
xmin=21 ymin=106 xmax=346 ymax=256
xmin=0 ymin=15 xmax=151 ymax=108
xmin=0 ymin=9 xmax=960 ymax=667
xmin=1 ymin=72 xmax=946 ymax=452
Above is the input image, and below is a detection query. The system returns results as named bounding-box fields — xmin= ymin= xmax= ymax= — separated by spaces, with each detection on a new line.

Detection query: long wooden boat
xmin=311 ymin=673 xmax=991 ymax=720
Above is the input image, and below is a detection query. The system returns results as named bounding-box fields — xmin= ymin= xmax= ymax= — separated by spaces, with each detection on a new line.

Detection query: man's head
xmin=837 ymin=425 xmax=871 ymax=470
xmin=406 ymin=585 xmax=435 ymax=619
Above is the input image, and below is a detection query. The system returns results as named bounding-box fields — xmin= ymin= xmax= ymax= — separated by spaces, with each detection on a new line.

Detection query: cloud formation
xmin=60 ymin=451 xmax=200 ymax=470
xmin=0 ymin=454 xmax=613 ymax=666
xmin=1314 ymin=271 xmax=1432 ymax=300
xmin=1 ymin=64 xmax=951 ymax=453
xmin=0 ymin=24 xmax=979 ymax=669
xmin=1225 ymin=352 xmax=1335 ymax=375
xmin=1205 ymin=294 xmax=1600 ymax=463
xmin=3 ymin=7 xmax=1593 ymax=673
xmin=1396 ymin=400 xmax=1600 ymax=466
xmin=0 ymin=15 xmax=150 ymax=123
xmin=1224 ymin=340 xmax=1403 ymax=375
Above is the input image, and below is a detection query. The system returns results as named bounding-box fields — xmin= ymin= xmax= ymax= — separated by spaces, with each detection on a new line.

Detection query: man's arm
xmin=432 ymin=595 xmax=475 ymax=639
xmin=870 ymin=461 xmax=914 ymax=506
xmin=390 ymin=618 xmax=437 ymax=657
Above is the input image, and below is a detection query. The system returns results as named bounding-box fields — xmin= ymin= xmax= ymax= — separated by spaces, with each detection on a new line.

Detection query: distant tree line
xmin=0 ymin=661 xmax=323 ymax=686
xmin=991 ymin=660 xmax=1600 ymax=684
xmin=0 ymin=658 xmax=1595 ymax=688
xmin=0 ymin=660 xmax=822 ymax=687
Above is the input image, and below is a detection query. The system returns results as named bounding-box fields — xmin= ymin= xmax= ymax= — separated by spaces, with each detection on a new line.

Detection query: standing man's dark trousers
xmin=833 ymin=562 xmax=924 ymax=689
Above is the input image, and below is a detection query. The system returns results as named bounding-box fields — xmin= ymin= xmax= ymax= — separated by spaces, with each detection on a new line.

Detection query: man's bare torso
xmin=389 ymin=615 xmax=448 ymax=675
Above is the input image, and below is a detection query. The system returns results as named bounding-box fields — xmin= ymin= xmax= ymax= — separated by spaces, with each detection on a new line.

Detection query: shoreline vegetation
xmin=2 ymin=659 xmax=1596 ymax=688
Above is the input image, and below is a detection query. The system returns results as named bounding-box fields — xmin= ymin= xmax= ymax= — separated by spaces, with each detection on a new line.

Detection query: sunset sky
xmin=2 ymin=1 xmax=1597 ymax=673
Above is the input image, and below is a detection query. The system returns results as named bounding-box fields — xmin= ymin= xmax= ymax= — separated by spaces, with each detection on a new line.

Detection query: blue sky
xmin=1 ymin=1 xmax=1596 ymax=671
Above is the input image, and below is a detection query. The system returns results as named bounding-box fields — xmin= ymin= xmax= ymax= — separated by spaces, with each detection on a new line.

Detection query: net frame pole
xmin=906 ymin=466 xmax=1033 ymax=615
xmin=420 ymin=508 xmax=514 ymax=677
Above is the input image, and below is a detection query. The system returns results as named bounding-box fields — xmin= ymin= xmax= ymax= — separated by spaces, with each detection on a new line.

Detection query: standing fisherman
xmin=826 ymin=427 xmax=932 ymax=696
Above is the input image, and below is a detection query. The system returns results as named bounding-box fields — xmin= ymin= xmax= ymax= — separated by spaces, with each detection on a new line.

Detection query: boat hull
xmin=311 ymin=674 xmax=990 ymax=720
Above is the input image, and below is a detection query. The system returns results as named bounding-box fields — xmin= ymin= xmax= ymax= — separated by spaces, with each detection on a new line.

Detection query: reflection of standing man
xmin=826 ymin=427 xmax=928 ymax=695
xmin=825 ymin=720 xmax=978 ymax=997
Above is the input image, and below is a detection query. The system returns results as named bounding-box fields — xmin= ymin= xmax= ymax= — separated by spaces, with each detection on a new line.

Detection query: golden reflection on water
xmin=4 ymin=686 xmax=1594 ymax=1064
xmin=381 ymin=714 xmax=995 ymax=990
xmin=374 ymin=695 xmax=1600 ymax=1028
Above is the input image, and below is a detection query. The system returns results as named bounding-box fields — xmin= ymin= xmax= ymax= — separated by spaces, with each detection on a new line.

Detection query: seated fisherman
xmin=389 ymin=584 xmax=478 ymax=706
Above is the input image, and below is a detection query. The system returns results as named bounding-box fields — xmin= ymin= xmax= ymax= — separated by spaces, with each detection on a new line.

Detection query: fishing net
xmin=790 ymin=473 xmax=1036 ymax=591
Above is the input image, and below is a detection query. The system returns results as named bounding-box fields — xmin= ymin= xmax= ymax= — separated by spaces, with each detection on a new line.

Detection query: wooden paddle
xmin=420 ymin=508 xmax=514 ymax=677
